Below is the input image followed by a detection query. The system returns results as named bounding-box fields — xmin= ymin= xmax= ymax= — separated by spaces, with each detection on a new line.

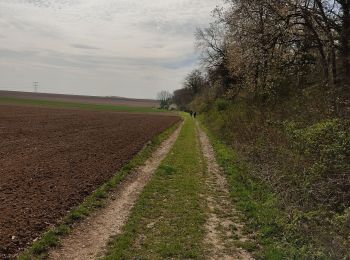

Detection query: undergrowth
xmin=199 ymin=101 xmax=350 ymax=259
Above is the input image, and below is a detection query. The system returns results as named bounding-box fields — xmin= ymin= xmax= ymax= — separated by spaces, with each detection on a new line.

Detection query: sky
xmin=0 ymin=0 xmax=219 ymax=99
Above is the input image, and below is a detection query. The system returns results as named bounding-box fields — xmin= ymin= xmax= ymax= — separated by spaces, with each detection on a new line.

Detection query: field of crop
xmin=0 ymin=104 xmax=180 ymax=258
xmin=0 ymin=90 xmax=159 ymax=108
xmin=0 ymin=96 xmax=161 ymax=114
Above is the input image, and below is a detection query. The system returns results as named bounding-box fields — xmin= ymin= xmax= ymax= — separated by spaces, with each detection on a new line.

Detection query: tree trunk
xmin=340 ymin=2 xmax=350 ymax=79
xmin=339 ymin=1 xmax=350 ymax=116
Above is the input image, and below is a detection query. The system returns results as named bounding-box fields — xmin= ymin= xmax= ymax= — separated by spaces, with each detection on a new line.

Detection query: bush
xmin=285 ymin=119 xmax=350 ymax=211
xmin=215 ymin=99 xmax=230 ymax=111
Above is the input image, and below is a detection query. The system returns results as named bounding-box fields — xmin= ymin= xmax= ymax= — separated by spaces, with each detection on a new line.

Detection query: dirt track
xmin=0 ymin=104 xmax=180 ymax=259
xmin=197 ymin=124 xmax=253 ymax=259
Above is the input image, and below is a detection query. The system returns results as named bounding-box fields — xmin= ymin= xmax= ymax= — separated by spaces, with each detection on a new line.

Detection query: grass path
xmin=104 ymin=116 xmax=254 ymax=259
xmin=105 ymin=115 xmax=207 ymax=259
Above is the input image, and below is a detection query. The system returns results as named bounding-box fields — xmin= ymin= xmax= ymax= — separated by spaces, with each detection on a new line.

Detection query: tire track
xmin=197 ymin=124 xmax=254 ymax=260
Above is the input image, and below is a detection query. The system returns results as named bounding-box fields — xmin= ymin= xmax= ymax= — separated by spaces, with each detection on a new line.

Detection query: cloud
xmin=4 ymin=19 xmax=62 ymax=39
xmin=0 ymin=49 xmax=40 ymax=59
xmin=136 ymin=19 xmax=200 ymax=37
xmin=71 ymin=44 xmax=100 ymax=50
xmin=0 ymin=48 xmax=197 ymax=72
xmin=0 ymin=0 xmax=219 ymax=98
xmin=13 ymin=0 xmax=81 ymax=10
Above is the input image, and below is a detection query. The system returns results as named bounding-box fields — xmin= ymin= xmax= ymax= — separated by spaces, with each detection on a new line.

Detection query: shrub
xmin=285 ymin=119 xmax=350 ymax=211
xmin=215 ymin=99 xmax=230 ymax=111
xmin=200 ymin=101 xmax=350 ymax=258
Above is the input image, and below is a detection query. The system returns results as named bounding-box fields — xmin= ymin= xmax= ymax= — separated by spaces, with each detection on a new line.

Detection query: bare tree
xmin=157 ymin=90 xmax=173 ymax=109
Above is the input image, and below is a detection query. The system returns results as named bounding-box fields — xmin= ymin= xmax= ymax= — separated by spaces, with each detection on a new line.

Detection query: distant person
xmin=190 ymin=111 xmax=193 ymax=117
xmin=193 ymin=112 xmax=197 ymax=118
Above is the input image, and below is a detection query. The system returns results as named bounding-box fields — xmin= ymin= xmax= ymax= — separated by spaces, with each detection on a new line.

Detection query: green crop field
xmin=0 ymin=96 xmax=165 ymax=113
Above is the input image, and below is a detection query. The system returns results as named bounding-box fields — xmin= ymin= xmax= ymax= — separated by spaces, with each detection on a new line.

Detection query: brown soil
xmin=0 ymin=104 xmax=180 ymax=259
xmin=197 ymin=124 xmax=254 ymax=260
xmin=49 ymin=121 xmax=182 ymax=260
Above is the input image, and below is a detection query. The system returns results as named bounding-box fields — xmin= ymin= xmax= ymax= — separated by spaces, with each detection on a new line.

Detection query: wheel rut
xmin=197 ymin=123 xmax=254 ymax=260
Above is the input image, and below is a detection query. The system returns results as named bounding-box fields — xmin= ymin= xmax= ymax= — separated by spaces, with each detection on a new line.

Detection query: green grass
xmin=198 ymin=120 xmax=322 ymax=259
xmin=18 ymin=122 xmax=180 ymax=260
xmin=104 ymin=115 xmax=207 ymax=259
xmin=0 ymin=96 xmax=164 ymax=113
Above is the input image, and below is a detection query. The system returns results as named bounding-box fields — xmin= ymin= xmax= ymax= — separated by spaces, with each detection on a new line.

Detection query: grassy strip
xmin=18 ymin=121 xmax=181 ymax=260
xmin=0 ymin=97 xmax=163 ymax=113
xmin=104 ymin=115 xmax=207 ymax=259
xmin=199 ymin=121 xmax=313 ymax=259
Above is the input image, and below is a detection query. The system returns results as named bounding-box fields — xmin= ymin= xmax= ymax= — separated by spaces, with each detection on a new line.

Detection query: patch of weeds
xmin=159 ymin=164 xmax=177 ymax=176
xmin=54 ymin=225 xmax=70 ymax=236
xmin=231 ymin=233 xmax=240 ymax=240
xmin=230 ymin=224 xmax=238 ymax=231
xmin=234 ymin=240 xmax=258 ymax=253
xmin=95 ymin=189 xmax=108 ymax=199
xmin=31 ymin=231 xmax=59 ymax=255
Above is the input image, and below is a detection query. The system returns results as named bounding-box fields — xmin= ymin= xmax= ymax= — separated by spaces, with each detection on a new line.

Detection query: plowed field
xmin=0 ymin=105 xmax=180 ymax=258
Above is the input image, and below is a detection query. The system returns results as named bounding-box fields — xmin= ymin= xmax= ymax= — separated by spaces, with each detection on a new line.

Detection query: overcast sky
xmin=0 ymin=0 xmax=219 ymax=99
